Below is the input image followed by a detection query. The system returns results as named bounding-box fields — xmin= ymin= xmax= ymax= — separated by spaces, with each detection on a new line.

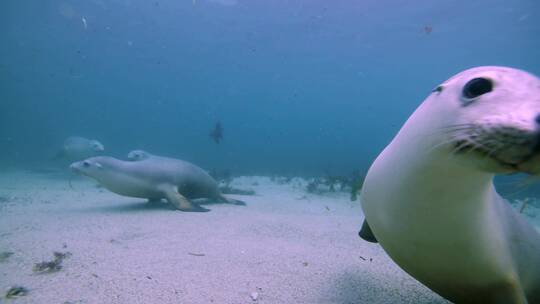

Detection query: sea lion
xmin=360 ymin=66 xmax=540 ymax=303
xmin=209 ymin=121 xmax=223 ymax=144
xmin=70 ymin=156 xmax=244 ymax=212
xmin=127 ymin=149 xmax=152 ymax=161
xmin=55 ymin=136 xmax=104 ymax=161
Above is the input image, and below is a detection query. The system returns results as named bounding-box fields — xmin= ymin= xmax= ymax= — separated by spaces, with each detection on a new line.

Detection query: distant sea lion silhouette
xmin=209 ymin=121 xmax=223 ymax=144
xmin=71 ymin=156 xmax=245 ymax=212
xmin=55 ymin=136 xmax=104 ymax=161
xmin=127 ymin=149 xmax=153 ymax=161
xmin=360 ymin=66 xmax=540 ymax=303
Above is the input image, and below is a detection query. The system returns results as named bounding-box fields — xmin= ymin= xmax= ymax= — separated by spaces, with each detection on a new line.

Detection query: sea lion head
xmin=127 ymin=150 xmax=150 ymax=161
xmin=429 ymin=66 xmax=540 ymax=174
xmin=70 ymin=156 xmax=113 ymax=178
xmin=89 ymin=140 xmax=105 ymax=153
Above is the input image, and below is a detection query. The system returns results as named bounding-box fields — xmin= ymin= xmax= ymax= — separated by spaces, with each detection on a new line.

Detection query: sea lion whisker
xmin=427 ymin=138 xmax=460 ymax=153
xmin=433 ymin=125 xmax=476 ymax=136
xmin=449 ymin=140 xmax=474 ymax=155
xmin=437 ymin=123 xmax=478 ymax=132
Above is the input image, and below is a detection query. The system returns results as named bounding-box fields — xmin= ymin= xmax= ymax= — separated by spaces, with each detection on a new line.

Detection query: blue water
xmin=1 ymin=0 xmax=539 ymax=179
xmin=1 ymin=3 xmax=540 ymax=303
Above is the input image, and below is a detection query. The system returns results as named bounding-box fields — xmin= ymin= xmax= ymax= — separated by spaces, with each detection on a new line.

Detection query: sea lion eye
xmin=83 ymin=161 xmax=90 ymax=167
xmin=432 ymin=85 xmax=444 ymax=94
xmin=462 ymin=78 xmax=493 ymax=100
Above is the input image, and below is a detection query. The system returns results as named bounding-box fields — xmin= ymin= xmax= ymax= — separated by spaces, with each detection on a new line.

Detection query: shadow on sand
xmin=80 ymin=201 xmax=178 ymax=213
xmin=76 ymin=197 xmax=247 ymax=213
xmin=24 ymin=168 xmax=75 ymax=180
xmin=322 ymin=270 xmax=447 ymax=304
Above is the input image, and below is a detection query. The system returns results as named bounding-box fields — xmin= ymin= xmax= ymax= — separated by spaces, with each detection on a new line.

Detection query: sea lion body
xmin=360 ymin=66 xmax=540 ymax=303
xmin=125 ymin=150 xmax=218 ymax=197
xmin=71 ymin=156 xmax=243 ymax=212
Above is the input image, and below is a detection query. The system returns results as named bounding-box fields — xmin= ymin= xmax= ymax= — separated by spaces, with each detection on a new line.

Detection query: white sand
xmin=0 ymin=169 xmax=473 ymax=304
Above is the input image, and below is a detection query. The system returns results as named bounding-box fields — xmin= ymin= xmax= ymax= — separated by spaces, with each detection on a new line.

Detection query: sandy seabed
xmin=5 ymin=169 xmax=537 ymax=304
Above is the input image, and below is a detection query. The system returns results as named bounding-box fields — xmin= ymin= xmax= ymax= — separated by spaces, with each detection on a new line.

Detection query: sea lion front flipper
xmin=359 ymin=219 xmax=378 ymax=243
xmin=163 ymin=186 xmax=210 ymax=212
xmin=147 ymin=198 xmax=162 ymax=204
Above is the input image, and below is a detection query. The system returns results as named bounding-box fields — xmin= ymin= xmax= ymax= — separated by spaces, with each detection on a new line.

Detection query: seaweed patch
xmin=33 ymin=251 xmax=72 ymax=274
xmin=5 ymin=286 xmax=29 ymax=299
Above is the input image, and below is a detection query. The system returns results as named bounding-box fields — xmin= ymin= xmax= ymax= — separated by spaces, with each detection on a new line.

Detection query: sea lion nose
xmin=69 ymin=163 xmax=79 ymax=172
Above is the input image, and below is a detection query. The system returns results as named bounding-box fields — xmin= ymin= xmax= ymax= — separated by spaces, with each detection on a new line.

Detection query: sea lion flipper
xmin=359 ymin=219 xmax=378 ymax=243
xmin=147 ymin=198 xmax=162 ymax=204
xmin=218 ymin=195 xmax=246 ymax=206
xmin=164 ymin=187 xmax=210 ymax=212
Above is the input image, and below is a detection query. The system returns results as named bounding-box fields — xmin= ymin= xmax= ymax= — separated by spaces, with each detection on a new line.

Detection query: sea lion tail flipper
xmin=359 ymin=219 xmax=378 ymax=243
xmin=163 ymin=187 xmax=210 ymax=212
xmin=218 ymin=195 xmax=246 ymax=206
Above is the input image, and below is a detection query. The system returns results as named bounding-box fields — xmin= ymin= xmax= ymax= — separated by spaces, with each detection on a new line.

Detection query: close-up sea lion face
xmin=432 ymin=67 xmax=540 ymax=174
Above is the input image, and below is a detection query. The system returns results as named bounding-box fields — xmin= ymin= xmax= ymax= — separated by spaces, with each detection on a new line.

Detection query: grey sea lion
xmin=360 ymin=66 xmax=540 ymax=303
xmin=70 ymin=156 xmax=244 ymax=212
xmin=55 ymin=136 xmax=104 ymax=161
xmin=127 ymin=149 xmax=152 ymax=161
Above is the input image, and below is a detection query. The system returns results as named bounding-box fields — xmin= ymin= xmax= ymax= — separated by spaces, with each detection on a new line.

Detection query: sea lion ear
xmin=359 ymin=219 xmax=378 ymax=243
xmin=96 ymin=163 xmax=103 ymax=169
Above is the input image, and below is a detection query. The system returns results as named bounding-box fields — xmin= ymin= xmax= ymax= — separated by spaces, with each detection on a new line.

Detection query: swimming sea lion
xmin=127 ymin=149 xmax=152 ymax=161
xmin=360 ymin=66 xmax=540 ymax=303
xmin=55 ymin=136 xmax=104 ymax=161
xmin=126 ymin=150 xmax=249 ymax=202
xmin=70 ymin=156 xmax=244 ymax=212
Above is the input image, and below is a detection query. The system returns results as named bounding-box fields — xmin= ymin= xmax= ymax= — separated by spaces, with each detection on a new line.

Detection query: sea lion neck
xmin=384 ymin=130 xmax=494 ymax=205
xmin=372 ymin=96 xmax=495 ymax=207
